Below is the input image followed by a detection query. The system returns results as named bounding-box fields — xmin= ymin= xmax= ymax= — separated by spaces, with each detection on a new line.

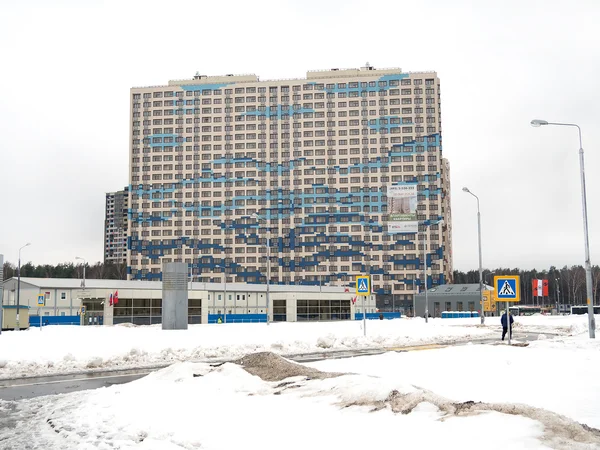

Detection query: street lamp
xmin=463 ymin=187 xmax=485 ymax=324
xmin=75 ymin=256 xmax=86 ymax=289
xmin=252 ymin=213 xmax=270 ymax=325
xmin=16 ymin=242 xmax=31 ymax=331
xmin=531 ymin=119 xmax=595 ymax=338
xmin=555 ymin=278 xmax=561 ymax=314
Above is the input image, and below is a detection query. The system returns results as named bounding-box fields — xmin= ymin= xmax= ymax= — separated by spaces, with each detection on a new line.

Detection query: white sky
xmin=0 ymin=0 xmax=599 ymax=271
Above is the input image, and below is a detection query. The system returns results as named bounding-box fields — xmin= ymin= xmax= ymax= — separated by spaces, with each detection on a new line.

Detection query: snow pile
xmin=512 ymin=314 xmax=594 ymax=335
xmin=0 ymin=319 xmax=495 ymax=379
xmin=1 ymin=349 xmax=599 ymax=450
xmin=310 ymin=336 xmax=600 ymax=430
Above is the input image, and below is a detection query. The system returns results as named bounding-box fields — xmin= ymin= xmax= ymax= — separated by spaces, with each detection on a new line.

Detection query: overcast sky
xmin=1 ymin=0 xmax=599 ymax=272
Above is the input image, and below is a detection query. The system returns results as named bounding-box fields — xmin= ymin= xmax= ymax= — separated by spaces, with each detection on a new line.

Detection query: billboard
xmin=387 ymin=185 xmax=418 ymax=233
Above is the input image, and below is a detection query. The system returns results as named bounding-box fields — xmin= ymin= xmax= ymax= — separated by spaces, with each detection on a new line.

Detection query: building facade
xmin=104 ymin=187 xmax=129 ymax=264
xmin=128 ymin=65 xmax=453 ymax=309
xmin=1 ymin=278 xmax=376 ymax=326
xmin=414 ymin=284 xmax=492 ymax=318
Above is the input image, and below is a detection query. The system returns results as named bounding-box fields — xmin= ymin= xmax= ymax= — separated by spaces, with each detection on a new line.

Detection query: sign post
xmin=37 ymin=294 xmax=45 ymax=330
xmin=494 ymin=275 xmax=521 ymax=345
xmin=356 ymin=275 xmax=371 ymax=337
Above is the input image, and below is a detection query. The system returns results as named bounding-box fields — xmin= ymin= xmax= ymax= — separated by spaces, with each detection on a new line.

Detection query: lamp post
xmin=555 ymin=278 xmax=561 ymax=314
xmin=531 ymin=119 xmax=595 ymax=338
xmin=252 ymin=213 xmax=270 ymax=325
xmin=463 ymin=187 xmax=485 ymax=324
xmin=16 ymin=242 xmax=31 ymax=331
xmin=75 ymin=256 xmax=86 ymax=289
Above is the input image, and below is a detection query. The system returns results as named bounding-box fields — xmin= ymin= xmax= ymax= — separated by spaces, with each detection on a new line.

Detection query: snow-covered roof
xmin=6 ymin=277 xmax=350 ymax=294
xmin=420 ymin=284 xmax=494 ymax=296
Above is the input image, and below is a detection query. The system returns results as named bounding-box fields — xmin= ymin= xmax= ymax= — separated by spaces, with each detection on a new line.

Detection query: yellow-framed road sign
xmin=494 ymin=275 xmax=521 ymax=303
xmin=356 ymin=275 xmax=370 ymax=296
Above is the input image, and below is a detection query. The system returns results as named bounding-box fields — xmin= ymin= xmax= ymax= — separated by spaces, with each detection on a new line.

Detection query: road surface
xmin=0 ymin=331 xmax=547 ymax=401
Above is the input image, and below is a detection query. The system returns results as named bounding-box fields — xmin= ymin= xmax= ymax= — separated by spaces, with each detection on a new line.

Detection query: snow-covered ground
xmin=1 ymin=333 xmax=599 ymax=449
xmin=0 ymin=314 xmax=594 ymax=379
xmin=0 ymin=318 xmax=494 ymax=379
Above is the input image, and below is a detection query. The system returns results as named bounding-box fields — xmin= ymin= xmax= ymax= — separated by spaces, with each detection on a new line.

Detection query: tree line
xmin=2 ymin=261 xmax=127 ymax=281
xmin=453 ymin=265 xmax=600 ymax=306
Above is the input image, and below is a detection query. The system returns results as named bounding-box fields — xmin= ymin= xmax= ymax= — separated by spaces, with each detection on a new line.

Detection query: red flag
xmin=532 ymin=279 xmax=549 ymax=297
xmin=344 ymin=287 xmax=350 ymax=293
xmin=352 ymin=296 xmax=357 ymax=304
xmin=532 ymin=279 xmax=542 ymax=297
xmin=113 ymin=290 xmax=119 ymax=305
xmin=109 ymin=293 xmax=113 ymax=306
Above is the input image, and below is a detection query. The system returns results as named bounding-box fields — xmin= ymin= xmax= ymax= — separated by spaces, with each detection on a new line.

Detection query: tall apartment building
xmin=128 ymin=65 xmax=452 ymax=309
xmin=104 ymin=187 xmax=129 ymax=264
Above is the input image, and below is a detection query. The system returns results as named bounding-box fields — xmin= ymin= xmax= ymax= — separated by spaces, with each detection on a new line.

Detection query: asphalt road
xmin=0 ymin=331 xmax=546 ymax=401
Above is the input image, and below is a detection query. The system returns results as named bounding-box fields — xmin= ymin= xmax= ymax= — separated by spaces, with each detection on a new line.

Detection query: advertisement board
xmin=387 ymin=184 xmax=418 ymax=233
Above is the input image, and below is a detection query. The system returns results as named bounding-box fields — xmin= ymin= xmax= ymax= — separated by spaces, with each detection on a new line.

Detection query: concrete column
xmin=162 ymin=262 xmax=188 ymax=330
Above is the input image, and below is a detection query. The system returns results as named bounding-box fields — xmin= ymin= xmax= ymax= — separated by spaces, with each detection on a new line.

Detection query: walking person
xmin=501 ymin=310 xmax=514 ymax=341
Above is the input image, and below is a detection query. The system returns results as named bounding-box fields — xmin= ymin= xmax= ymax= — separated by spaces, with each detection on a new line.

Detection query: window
xmin=61 ymin=292 xmax=66 ymax=300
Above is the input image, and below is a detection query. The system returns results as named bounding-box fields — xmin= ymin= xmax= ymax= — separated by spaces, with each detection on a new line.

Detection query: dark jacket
xmin=501 ymin=313 xmax=514 ymax=327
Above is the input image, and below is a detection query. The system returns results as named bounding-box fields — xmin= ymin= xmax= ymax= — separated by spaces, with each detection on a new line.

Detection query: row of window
xmin=133 ymin=145 xmax=439 ymax=159
xmin=132 ymin=78 xmax=436 ymax=99
xmin=129 ymin=210 xmax=442 ymax=225
xmin=133 ymin=187 xmax=439 ymax=198
xmin=135 ymin=140 xmax=438 ymax=156
xmin=131 ymin=175 xmax=439 ymax=186
xmin=129 ymin=265 xmax=442 ymax=280
xmin=134 ymin=90 xmax=436 ymax=108
xmin=129 ymin=215 xmax=443 ymax=231
xmin=134 ymin=101 xmax=438 ymax=117
xmin=134 ymin=108 xmax=436 ymax=128
xmin=130 ymin=203 xmax=440 ymax=218
xmin=142 ymin=90 xmax=434 ymax=106
xmin=137 ymin=124 xmax=435 ymax=139
xmin=134 ymin=154 xmax=437 ymax=164
xmin=135 ymin=119 xmax=435 ymax=133
xmin=132 ymin=105 xmax=435 ymax=119
xmin=132 ymin=164 xmax=439 ymax=175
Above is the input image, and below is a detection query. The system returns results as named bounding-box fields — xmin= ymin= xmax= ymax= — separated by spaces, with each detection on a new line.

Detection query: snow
xmin=1 ymin=315 xmax=599 ymax=449
xmin=0 ymin=318 xmax=498 ymax=379
xmin=0 ymin=359 xmax=558 ymax=450
xmin=308 ymin=336 xmax=600 ymax=429
xmin=0 ymin=314 xmax=595 ymax=380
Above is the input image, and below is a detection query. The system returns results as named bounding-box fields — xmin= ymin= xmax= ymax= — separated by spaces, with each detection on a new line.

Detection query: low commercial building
xmin=1 ymin=278 xmax=377 ymax=325
xmin=414 ymin=283 xmax=493 ymax=318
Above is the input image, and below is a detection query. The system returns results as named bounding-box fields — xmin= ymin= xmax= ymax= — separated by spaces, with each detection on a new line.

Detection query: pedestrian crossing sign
xmin=356 ymin=276 xmax=370 ymax=296
xmin=494 ymin=275 xmax=520 ymax=302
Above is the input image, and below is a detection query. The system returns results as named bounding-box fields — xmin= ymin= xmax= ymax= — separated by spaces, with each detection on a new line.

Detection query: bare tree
xmin=593 ymin=265 xmax=600 ymax=305
xmin=568 ymin=266 xmax=585 ymax=305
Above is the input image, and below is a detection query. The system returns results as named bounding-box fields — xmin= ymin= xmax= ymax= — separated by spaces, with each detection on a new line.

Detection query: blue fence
xmin=29 ymin=315 xmax=80 ymax=327
xmin=441 ymin=311 xmax=480 ymax=319
xmin=354 ymin=312 xmax=401 ymax=320
xmin=208 ymin=314 xmax=267 ymax=324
